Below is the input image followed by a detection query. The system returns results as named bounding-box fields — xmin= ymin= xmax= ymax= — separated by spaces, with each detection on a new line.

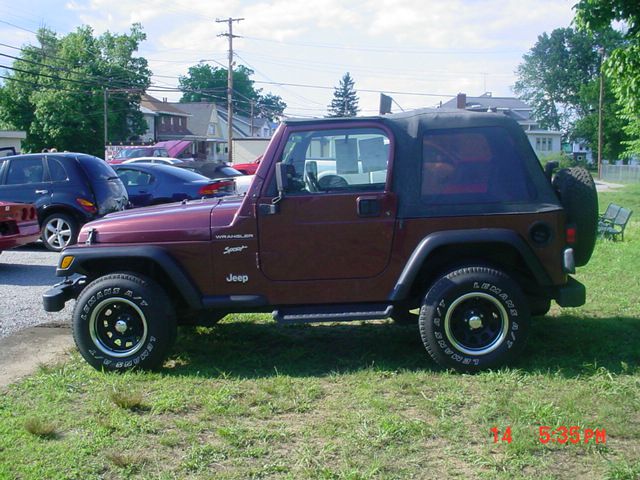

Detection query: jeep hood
xmin=76 ymin=196 xmax=244 ymax=244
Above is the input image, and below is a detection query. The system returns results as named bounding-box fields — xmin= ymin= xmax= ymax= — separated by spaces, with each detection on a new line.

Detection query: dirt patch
xmin=0 ymin=323 xmax=74 ymax=389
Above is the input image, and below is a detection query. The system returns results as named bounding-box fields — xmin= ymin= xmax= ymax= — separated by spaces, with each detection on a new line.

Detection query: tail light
xmin=76 ymin=198 xmax=98 ymax=214
xmin=21 ymin=208 xmax=27 ymax=220
xmin=566 ymin=225 xmax=577 ymax=245
xmin=198 ymin=180 xmax=235 ymax=196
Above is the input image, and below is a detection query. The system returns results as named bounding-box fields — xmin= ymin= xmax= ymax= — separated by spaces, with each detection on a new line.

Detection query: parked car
xmin=177 ymin=162 xmax=254 ymax=195
xmin=110 ymin=146 xmax=170 ymax=164
xmin=0 ymin=201 xmax=40 ymax=253
xmin=122 ymin=157 xmax=186 ymax=166
xmin=114 ymin=163 xmax=235 ymax=208
xmin=0 ymin=153 xmax=128 ymax=251
xmin=233 ymin=154 xmax=262 ymax=175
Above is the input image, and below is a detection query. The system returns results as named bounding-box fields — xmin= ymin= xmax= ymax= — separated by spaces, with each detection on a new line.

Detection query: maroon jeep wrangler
xmin=43 ymin=109 xmax=597 ymax=372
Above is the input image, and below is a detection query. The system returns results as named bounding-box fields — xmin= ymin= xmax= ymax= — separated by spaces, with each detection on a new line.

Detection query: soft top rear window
xmin=421 ymin=127 xmax=536 ymax=206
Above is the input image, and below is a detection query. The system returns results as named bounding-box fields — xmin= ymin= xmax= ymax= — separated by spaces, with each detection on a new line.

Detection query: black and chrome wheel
xmin=419 ymin=266 xmax=530 ymax=372
xmin=72 ymin=272 xmax=176 ymax=371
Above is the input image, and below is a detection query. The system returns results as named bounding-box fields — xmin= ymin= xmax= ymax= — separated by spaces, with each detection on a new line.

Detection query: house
xmin=441 ymin=93 xmax=562 ymax=157
xmin=134 ymin=94 xmax=276 ymax=162
xmin=0 ymin=130 xmax=26 ymax=154
xmin=215 ymin=108 xmax=277 ymax=139
xmin=140 ymin=94 xmax=191 ymax=142
xmin=168 ymin=101 xmax=227 ymax=162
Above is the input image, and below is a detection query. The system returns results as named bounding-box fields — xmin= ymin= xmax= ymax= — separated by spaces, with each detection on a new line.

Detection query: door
xmin=0 ymin=155 xmax=50 ymax=208
xmin=257 ymin=126 xmax=397 ymax=281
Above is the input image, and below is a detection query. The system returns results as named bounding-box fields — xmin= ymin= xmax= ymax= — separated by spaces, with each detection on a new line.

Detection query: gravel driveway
xmin=0 ymin=244 xmax=73 ymax=339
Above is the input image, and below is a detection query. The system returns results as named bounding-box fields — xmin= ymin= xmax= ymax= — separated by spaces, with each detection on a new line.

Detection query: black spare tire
xmin=552 ymin=167 xmax=598 ymax=267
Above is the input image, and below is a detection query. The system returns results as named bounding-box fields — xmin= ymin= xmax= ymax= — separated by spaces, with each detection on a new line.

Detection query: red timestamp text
xmin=538 ymin=426 xmax=606 ymax=445
xmin=490 ymin=426 xmax=606 ymax=445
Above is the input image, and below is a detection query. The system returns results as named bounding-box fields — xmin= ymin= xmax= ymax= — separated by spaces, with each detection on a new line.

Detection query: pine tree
xmin=327 ymin=72 xmax=360 ymax=117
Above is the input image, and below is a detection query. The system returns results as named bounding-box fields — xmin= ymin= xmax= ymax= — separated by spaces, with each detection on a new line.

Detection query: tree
xmin=0 ymin=24 xmax=150 ymax=156
xmin=575 ymin=0 xmax=640 ymax=157
xmin=178 ymin=64 xmax=286 ymax=120
xmin=256 ymin=93 xmax=287 ymax=122
xmin=327 ymin=72 xmax=359 ymax=118
xmin=572 ymin=80 xmax=628 ymax=160
xmin=514 ymin=26 xmax=629 ymax=158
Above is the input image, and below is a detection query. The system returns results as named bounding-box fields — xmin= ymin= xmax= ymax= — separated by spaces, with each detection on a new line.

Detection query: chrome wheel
xmin=44 ymin=217 xmax=73 ymax=250
xmin=444 ymin=292 xmax=509 ymax=356
xmin=89 ymin=298 xmax=148 ymax=358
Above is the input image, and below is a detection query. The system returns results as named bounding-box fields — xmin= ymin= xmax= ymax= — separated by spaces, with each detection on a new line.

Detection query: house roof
xmin=141 ymin=94 xmax=190 ymax=117
xmin=170 ymin=102 xmax=217 ymax=138
xmin=216 ymin=108 xmax=251 ymax=139
xmin=441 ymin=94 xmax=531 ymax=112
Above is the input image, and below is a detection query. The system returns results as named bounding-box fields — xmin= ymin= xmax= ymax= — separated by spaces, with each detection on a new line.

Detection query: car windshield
xmin=156 ymin=166 xmax=210 ymax=181
xmin=218 ymin=166 xmax=242 ymax=177
xmin=114 ymin=148 xmax=169 ymax=159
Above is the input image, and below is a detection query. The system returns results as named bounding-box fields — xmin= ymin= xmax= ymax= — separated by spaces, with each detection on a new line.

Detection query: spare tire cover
xmin=552 ymin=167 xmax=598 ymax=267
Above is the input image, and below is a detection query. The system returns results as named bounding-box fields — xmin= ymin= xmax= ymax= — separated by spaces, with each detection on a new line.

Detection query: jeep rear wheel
xmin=72 ymin=272 xmax=176 ymax=372
xmin=419 ymin=266 xmax=530 ymax=372
xmin=552 ymin=167 xmax=598 ymax=266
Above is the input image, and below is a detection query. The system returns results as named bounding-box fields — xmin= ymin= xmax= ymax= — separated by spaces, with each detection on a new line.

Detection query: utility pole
xmin=216 ymin=17 xmax=244 ymax=163
xmin=103 ymin=88 xmax=108 ymax=148
xmin=250 ymin=101 xmax=255 ymax=136
xmin=597 ymin=47 xmax=605 ymax=179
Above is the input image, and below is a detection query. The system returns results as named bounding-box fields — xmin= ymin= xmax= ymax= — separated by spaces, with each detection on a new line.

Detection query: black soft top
xmin=285 ymin=109 xmax=561 ymax=218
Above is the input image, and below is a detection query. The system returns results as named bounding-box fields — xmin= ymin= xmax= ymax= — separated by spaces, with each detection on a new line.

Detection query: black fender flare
xmin=55 ymin=246 xmax=203 ymax=309
xmin=388 ymin=229 xmax=552 ymax=301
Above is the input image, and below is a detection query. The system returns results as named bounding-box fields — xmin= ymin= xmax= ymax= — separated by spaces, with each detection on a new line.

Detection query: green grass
xmin=1 ymin=185 xmax=639 ymax=479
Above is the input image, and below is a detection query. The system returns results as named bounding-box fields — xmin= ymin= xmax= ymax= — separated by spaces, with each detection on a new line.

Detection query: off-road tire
xmin=552 ymin=167 xmax=598 ymax=266
xmin=41 ymin=212 xmax=78 ymax=252
xmin=72 ymin=272 xmax=176 ymax=372
xmin=418 ymin=266 xmax=530 ymax=372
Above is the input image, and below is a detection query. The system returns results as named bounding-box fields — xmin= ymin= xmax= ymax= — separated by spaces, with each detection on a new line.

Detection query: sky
xmin=0 ymin=0 xmax=578 ymax=118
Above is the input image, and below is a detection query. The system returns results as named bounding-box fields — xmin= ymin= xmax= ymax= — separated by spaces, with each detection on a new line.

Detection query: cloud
xmin=0 ymin=0 xmax=577 ymax=114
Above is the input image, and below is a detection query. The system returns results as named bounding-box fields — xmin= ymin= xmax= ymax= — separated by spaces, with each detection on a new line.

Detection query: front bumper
xmin=554 ymin=276 xmax=586 ymax=307
xmin=42 ymin=277 xmax=87 ymax=312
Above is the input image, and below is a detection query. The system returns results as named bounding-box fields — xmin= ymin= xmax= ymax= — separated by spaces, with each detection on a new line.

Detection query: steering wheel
xmin=318 ymin=174 xmax=349 ymax=190
xmin=304 ymin=167 xmax=321 ymax=192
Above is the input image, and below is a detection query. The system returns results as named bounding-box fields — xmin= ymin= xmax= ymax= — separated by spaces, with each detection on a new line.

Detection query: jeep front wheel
xmin=418 ymin=267 xmax=530 ymax=372
xmin=72 ymin=272 xmax=176 ymax=371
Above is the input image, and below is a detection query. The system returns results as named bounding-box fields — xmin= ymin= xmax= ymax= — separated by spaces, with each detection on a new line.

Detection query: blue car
xmin=114 ymin=163 xmax=235 ymax=208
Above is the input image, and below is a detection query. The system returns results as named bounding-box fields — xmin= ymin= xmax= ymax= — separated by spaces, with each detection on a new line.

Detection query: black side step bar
xmin=273 ymin=304 xmax=394 ymax=325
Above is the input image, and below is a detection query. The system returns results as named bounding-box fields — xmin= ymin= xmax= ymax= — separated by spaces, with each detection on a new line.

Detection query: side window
xmin=421 ymin=127 xmax=534 ymax=205
xmin=280 ymin=127 xmax=390 ymax=194
xmin=47 ymin=158 xmax=68 ymax=182
xmin=117 ymin=168 xmax=153 ymax=187
xmin=5 ymin=157 xmax=44 ymax=185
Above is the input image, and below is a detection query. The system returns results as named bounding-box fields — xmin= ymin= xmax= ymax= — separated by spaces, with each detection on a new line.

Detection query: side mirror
xmin=275 ymin=162 xmax=289 ymax=197
xmin=544 ymin=161 xmax=559 ymax=181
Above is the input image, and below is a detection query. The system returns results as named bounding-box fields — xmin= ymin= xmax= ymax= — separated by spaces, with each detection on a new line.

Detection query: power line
xmin=251 ymin=79 xmax=455 ymax=98
xmin=241 ymin=35 xmax=522 ymax=56
xmin=0 ymin=19 xmax=37 ymax=35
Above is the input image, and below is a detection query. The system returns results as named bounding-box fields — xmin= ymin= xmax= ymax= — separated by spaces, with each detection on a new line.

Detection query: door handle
xmin=35 ymin=189 xmax=49 ymax=195
xmin=357 ymin=197 xmax=381 ymax=217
